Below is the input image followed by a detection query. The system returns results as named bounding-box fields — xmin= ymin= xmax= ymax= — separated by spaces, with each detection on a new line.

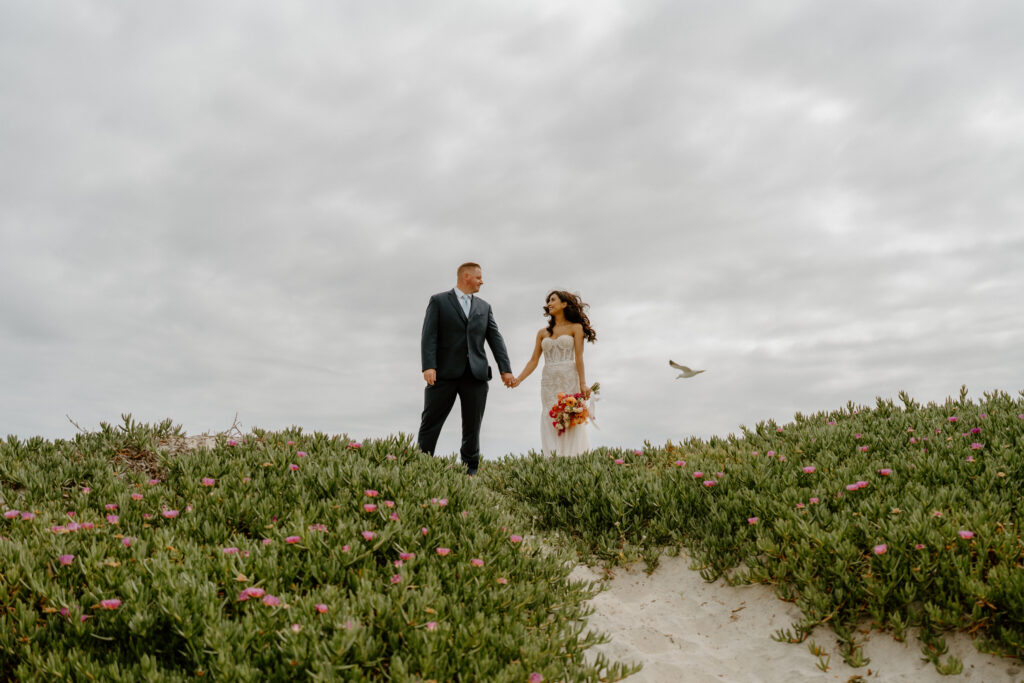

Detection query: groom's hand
xmin=501 ymin=372 xmax=515 ymax=388
xmin=423 ymin=369 xmax=436 ymax=386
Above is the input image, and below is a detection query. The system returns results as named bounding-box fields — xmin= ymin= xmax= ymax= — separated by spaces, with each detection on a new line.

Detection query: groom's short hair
xmin=457 ymin=262 xmax=481 ymax=276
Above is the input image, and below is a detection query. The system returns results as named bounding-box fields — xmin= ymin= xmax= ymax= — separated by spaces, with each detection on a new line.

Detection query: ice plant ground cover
xmin=484 ymin=387 xmax=1024 ymax=674
xmin=1 ymin=386 xmax=1022 ymax=679
xmin=0 ymin=418 xmax=635 ymax=681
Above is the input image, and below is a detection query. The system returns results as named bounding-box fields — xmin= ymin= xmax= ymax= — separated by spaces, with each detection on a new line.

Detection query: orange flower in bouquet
xmin=549 ymin=383 xmax=600 ymax=436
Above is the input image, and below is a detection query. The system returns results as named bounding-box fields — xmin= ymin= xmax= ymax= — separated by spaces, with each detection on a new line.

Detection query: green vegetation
xmin=2 ymin=387 xmax=1023 ymax=680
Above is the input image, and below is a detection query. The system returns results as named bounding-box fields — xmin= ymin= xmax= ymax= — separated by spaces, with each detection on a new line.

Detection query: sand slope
xmin=573 ymin=552 xmax=1024 ymax=682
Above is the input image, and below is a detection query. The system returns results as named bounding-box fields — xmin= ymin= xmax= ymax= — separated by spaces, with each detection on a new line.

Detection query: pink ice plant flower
xmin=389 ymin=513 xmax=400 ymax=521
xmin=614 ymin=459 xmax=625 ymax=465
xmin=285 ymin=536 xmax=301 ymax=544
xmin=674 ymin=460 xmax=686 ymax=467
xmin=436 ymin=547 xmax=451 ymax=556
xmin=223 ymin=547 xmax=239 ymax=555
xmin=263 ymin=538 xmax=273 ymax=545
xmin=386 ymin=454 xmax=397 ymax=461
xmin=106 ymin=515 xmax=119 ymax=524
xmin=703 ymin=480 xmax=716 ymax=487
xmin=471 ymin=558 xmax=484 ymax=567
xmin=148 ymin=479 xmax=160 ymax=485
xmin=497 ymin=577 xmax=508 ymax=584
xmin=530 ymin=673 xmax=544 ymax=683
xmin=122 ymin=537 xmax=134 ymax=547
xmin=809 ymin=497 xmax=819 ymax=504
xmin=296 ymin=451 xmax=307 ymax=457
xmin=970 ymin=443 xmax=982 ymax=450
xmin=365 ymin=490 xmax=379 ymax=498
xmin=289 ymin=464 xmax=299 ymax=471
xmin=877 ymin=469 xmax=892 ymax=476
xmin=391 ymin=574 xmax=402 ymax=584
xmin=315 ymin=603 xmax=328 ymax=614
xmin=802 ymin=466 xmax=816 ymax=474
xmin=341 ymin=545 xmax=350 ymax=552
xmin=201 ymin=478 xmax=215 ymax=486
xmin=873 ymin=544 xmax=887 ymax=555
xmin=162 ymin=510 xmax=178 ymax=518
xmin=349 ymin=442 xmax=362 ymax=449
xmin=692 ymin=471 xmax=704 ymax=478
xmin=243 ymin=587 xmax=266 ymax=599
xmin=399 ymin=552 xmax=416 ymax=561
xmin=99 ymin=599 xmax=122 ymax=610
xmin=958 ymin=530 xmax=975 ymax=540
xmin=227 ymin=440 xmax=238 ymax=446
xmin=59 ymin=554 xmax=74 ymax=565
xmin=81 ymin=487 xmax=91 ymax=493
xmin=425 ymin=621 xmax=438 ymax=631
xmin=846 ymin=484 xmax=859 ymax=492
xmin=970 ymin=427 xmax=981 ymax=435
xmin=362 ymin=531 xmax=376 ymax=541
xmin=262 ymin=595 xmax=281 ymax=606
xmin=948 ymin=416 xmax=958 ymax=423
xmin=4 ymin=510 xmax=19 ymax=519
xmin=105 ymin=503 xmax=118 ymax=511
xmin=747 ymin=517 xmax=758 ymax=525
xmin=383 ymin=500 xmax=395 ymax=508
xmin=509 ymin=534 xmax=523 ymax=543
xmin=915 ymin=544 xmax=926 ymax=550
xmin=421 ymin=527 xmax=429 ymax=536
xmin=131 ymin=493 xmax=143 ymax=500
xmin=21 ymin=512 xmax=35 ymax=520
xmin=363 ymin=504 xmax=378 ymax=512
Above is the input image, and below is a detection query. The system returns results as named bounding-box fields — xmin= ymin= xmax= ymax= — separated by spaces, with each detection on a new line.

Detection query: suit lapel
xmin=448 ymin=290 xmax=468 ymax=323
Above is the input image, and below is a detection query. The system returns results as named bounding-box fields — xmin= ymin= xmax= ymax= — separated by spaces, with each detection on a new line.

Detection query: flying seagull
xmin=669 ymin=360 xmax=705 ymax=379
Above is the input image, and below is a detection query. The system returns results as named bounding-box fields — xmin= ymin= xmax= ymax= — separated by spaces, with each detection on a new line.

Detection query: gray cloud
xmin=2 ymin=1 xmax=1022 ymax=454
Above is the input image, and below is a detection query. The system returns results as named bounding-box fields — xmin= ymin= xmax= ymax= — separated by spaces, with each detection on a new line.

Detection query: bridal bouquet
xmin=549 ymin=383 xmax=600 ymax=436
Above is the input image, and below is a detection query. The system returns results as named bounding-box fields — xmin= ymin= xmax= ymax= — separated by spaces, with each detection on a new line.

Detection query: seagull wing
xmin=668 ymin=360 xmax=693 ymax=373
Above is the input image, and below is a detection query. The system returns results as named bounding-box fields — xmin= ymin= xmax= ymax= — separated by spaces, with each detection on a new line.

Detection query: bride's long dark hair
xmin=545 ymin=290 xmax=596 ymax=342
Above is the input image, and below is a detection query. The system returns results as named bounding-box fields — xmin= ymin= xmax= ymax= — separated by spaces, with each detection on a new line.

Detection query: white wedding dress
xmin=540 ymin=335 xmax=590 ymax=457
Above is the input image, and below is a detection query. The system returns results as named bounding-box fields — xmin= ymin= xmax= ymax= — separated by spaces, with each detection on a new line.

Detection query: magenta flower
xmin=948 ymin=416 xmax=958 ymax=423
xmin=20 ymin=512 xmax=35 ymax=520
xmin=795 ymin=502 xmax=805 ymax=509
xmin=854 ymin=433 xmax=862 ymax=439
xmin=104 ymin=503 xmax=118 ymax=511
xmin=59 ymin=554 xmax=74 ymax=565
xmin=510 ymin=534 xmax=523 ymax=543
xmin=99 ymin=599 xmax=122 ymax=610
xmin=291 ymin=623 xmax=302 ymax=633
xmin=147 ymin=479 xmax=160 ymax=485
xmin=122 ymin=537 xmax=134 ymax=547
xmin=349 ymin=442 xmax=362 ymax=449
xmin=766 ymin=451 xmax=775 ymax=457
xmin=436 ymin=547 xmax=451 ymax=556
xmin=966 ymin=455 xmax=976 ymax=463
xmin=809 ymin=497 xmax=819 ymax=504
xmin=529 ymin=674 xmax=544 ymax=683
xmin=386 ymin=454 xmax=397 ymax=461
xmin=244 ymin=587 xmax=266 ymax=599
xmin=471 ymin=558 xmax=484 ymax=567
xmin=389 ymin=513 xmax=400 ymax=521
xmin=857 ymin=446 xmax=869 ymax=452
xmin=877 ymin=468 xmax=892 ymax=476
xmin=802 ymin=466 xmax=816 ymax=474
xmin=223 ymin=547 xmax=239 ymax=555
xmin=131 ymin=493 xmax=143 ymax=501
xmin=391 ymin=574 xmax=402 ymax=584
xmin=362 ymin=531 xmax=375 ymax=541
xmin=288 ymin=464 xmax=299 ymax=471
xmin=285 ymin=536 xmax=301 ymax=544
xmin=262 ymin=595 xmax=281 ymax=607
xmin=3 ymin=510 xmax=19 ymax=519
xmin=872 ymin=544 xmax=887 ymax=555
xmin=383 ymin=500 xmax=395 ymax=508
xmin=703 ymin=480 xmax=716 ymax=487
xmin=67 ymin=522 xmax=81 ymax=531
xmin=81 ymin=487 xmax=91 ymax=493
xmin=497 ymin=577 xmax=508 ymax=584
xmin=846 ymin=484 xmax=859 ymax=492
xmin=162 ymin=510 xmax=178 ymax=519
xmin=105 ymin=515 xmax=119 ymax=524
xmin=296 ymin=451 xmax=307 ymax=457
xmin=363 ymin=504 xmax=378 ymax=512
xmin=747 ymin=517 xmax=758 ymax=525
xmin=201 ymin=478 xmax=216 ymax=486
xmin=674 ymin=460 xmax=686 ymax=467
xmin=421 ymin=527 xmax=429 ymax=536
xmin=81 ymin=522 xmax=95 ymax=529
xmin=438 ymin=498 xmax=448 ymax=507
xmin=186 ymin=505 xmax=193 ymax=512
xmin=958 ymin=530 xmax=975 ymax=540
xmin=262 ymin=538 xmax=273 ymax=545
xmin=287 ymin=440 xmax=295 ymax=445
xmin=365 ymin=490 xmax=379 ymax=498
xmin=614 ymin=459 xmax=625 ymax=465
xmin=634 ymin=449 xmax=642 ymax=456
xmin=425 ymin=621 xmax=438 ymax=631
xmin=315 ymin=603 xmax=328 ymax=614
xmin=970 ymin=443 xmax=982 ymax=450
xmin=914 ymin=544 xmax=926 ymax=550
xmin=51 ymin=525 xmax=67 ymax=533
xmin=970 ymin=427 xmax=981 ymax=435
xmin=692 ymin=471 xmax=704 ymax=478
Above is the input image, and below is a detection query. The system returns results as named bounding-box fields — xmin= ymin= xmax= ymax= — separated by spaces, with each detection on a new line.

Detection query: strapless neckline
xmin=542 ymin=335 xmax=574 ymax=344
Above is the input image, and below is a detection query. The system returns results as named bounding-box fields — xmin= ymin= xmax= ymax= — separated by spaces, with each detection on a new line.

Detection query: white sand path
xmin=573 ymin=552 xmax=1024 ymax=682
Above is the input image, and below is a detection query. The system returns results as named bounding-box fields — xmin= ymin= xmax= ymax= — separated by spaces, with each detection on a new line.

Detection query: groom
xmin=417 ymin=262 xmax=515 ymax=475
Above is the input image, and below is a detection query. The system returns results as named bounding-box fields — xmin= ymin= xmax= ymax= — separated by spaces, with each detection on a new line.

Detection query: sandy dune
xmin=573 ymin=552 xmax=1024 ymax=682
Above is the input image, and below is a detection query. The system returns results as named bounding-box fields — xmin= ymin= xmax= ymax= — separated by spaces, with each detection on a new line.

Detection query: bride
xmin=513 ymin=290 xmax=597 ymax=457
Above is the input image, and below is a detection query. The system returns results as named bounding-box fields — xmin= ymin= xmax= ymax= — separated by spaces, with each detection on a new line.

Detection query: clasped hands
xmin=422 ymin=369 xmax=520 ymax=389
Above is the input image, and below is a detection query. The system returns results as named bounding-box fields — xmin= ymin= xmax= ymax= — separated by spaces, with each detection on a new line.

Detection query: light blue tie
xmin=461 ymin=294 xmax=471 ymax=316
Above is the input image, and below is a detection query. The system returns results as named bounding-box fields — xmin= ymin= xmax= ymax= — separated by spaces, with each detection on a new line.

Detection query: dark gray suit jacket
xmin=421 ymin=289 xmax=512 ymax=381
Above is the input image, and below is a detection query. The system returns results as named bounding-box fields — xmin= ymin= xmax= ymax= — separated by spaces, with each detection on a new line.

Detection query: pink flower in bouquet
xmin=958 ymin=530 xmax=974 ymax=540
xmin=872 ymin=544 xmax=887 ymax=555
xmin=99 ymin=599 xmax=122 ymax=610
xmin=58 ymin=554 xmax=74 ymax=565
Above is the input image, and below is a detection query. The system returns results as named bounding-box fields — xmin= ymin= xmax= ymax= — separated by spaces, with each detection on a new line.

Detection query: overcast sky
xmin=2 ymin=1 xmax=1022 ymax=457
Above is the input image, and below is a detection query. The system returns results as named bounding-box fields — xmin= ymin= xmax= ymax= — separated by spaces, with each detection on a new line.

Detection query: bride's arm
xmin=514 ymin=330 xmax=544 ymax=386
xmin=574 ymin=326 xmax=590 ymax=398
